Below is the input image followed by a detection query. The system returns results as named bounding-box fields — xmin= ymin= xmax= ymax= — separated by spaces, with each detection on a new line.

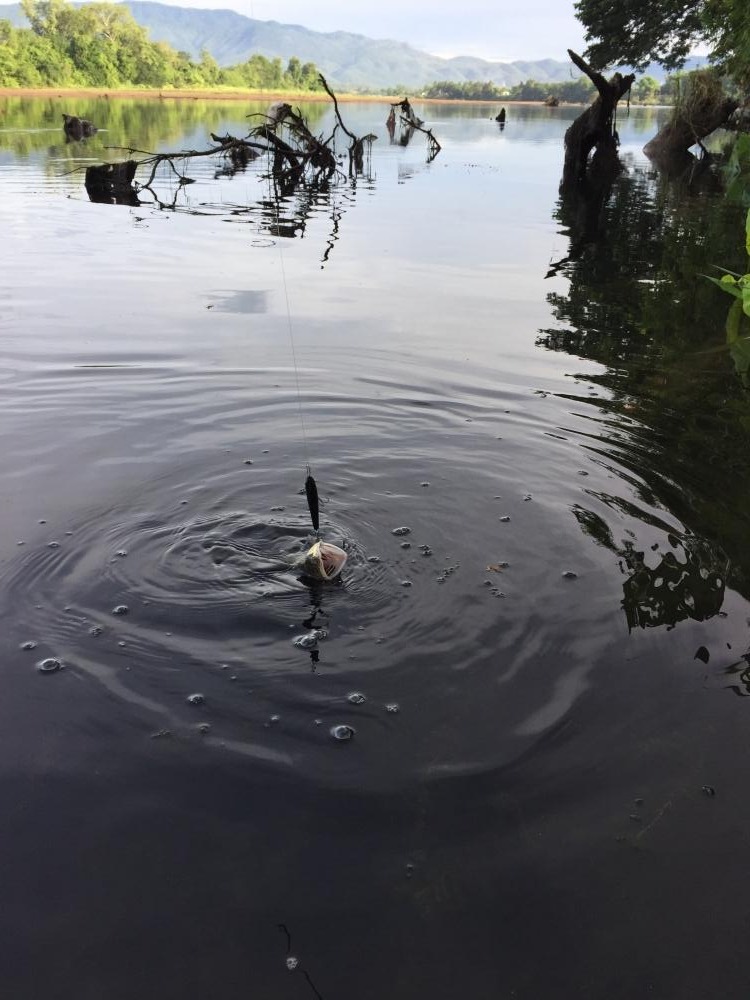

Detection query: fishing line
xmin=269 ymin=169 xmax=320 ymax=534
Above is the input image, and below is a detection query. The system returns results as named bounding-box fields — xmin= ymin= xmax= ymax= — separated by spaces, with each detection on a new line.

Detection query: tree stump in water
xmin=561 ymin=50 xmax=634 ymax=190
xmin=62 ymin=113 xmax=97 ymax=141
xmin=85 ymin=160 xmax=139 ymax=205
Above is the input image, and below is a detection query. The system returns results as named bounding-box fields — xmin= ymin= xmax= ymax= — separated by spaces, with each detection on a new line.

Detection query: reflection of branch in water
xmin=321 ymin=200 xmax=342 ymax=267
xmin=387 ymin=98 xmax=441 ymax=162
xmin=572 ymin=504 xmax=727 ymax=630
xmin=724 ymin=650 xmax=750 ymax=697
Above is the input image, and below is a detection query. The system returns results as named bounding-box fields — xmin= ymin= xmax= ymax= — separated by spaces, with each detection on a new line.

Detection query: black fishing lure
xmin=304 ymin=470 xmax=319 ymax=533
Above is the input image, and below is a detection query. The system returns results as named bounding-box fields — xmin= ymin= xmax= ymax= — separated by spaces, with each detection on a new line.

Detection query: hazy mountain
xmin=0 ymin=2 xmax=706 ymax=90
xmin=0 ymin=1 xmax=587 ymax=89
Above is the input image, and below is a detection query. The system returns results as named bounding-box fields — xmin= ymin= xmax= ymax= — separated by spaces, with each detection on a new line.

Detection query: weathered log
xmin=643 ymin=80 xmax=738 ymax=165
xmin=561 ymin=50 xmax=634 ymax=189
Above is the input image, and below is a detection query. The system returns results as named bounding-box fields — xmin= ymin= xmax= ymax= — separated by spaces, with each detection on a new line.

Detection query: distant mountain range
xmin=0 ymin=1 xmax=589 ymax=89
xmin=0 ymin=2 xmax=706 ymax=90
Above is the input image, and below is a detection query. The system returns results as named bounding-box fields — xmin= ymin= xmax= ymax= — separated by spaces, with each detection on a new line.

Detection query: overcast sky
xmin=158 ymin=1 xmax=588 ymax=61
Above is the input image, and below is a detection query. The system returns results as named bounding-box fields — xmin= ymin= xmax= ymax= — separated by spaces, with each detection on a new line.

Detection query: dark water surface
xmin=3 ymin=97 xmax=750 ymax=998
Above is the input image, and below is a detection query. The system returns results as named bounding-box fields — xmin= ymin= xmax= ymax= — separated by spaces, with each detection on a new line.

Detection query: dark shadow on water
xmin=540 ymin=157 xmax=750 ymax=618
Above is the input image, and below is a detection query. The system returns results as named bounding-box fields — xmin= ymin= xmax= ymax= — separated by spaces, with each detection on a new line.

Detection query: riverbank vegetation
xmin=0 ymin=0 xmax=324 ymax=91
xmin=421 ymin=74 xmax=674 ymax=105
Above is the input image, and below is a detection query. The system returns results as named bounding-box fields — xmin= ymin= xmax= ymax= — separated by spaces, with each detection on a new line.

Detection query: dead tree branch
xmin=561 ymin=49 xmax=634 ymax=189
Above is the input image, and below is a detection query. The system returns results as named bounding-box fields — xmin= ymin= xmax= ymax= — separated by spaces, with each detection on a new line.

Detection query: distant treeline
xmin=0 ymin=0 xmax=324 ymax=90
xmin=421 ymin=74 xmax=678 ymax=105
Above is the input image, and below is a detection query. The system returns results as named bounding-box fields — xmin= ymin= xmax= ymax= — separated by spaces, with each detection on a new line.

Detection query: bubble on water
xmin=37 ymin=658 xmax=62 ymax=674
xmin=112 ymin=604 xmax=129 ymax=616
xmin=400 ymin=541 xmax=411 ymax=549
xmin=392 ymin=526 xmax=411 ymax=536
xmin=419 ymin=545 xmax=433 ymax=557
xmin=47 ymin=541 xmax=61 ymax=549
xmin=117 ymin=641 xmax=126 ymax=648
xmin=330 ymin=724 xmax=355 ymax=742
xmin=17 ymin=541 xmax=25 ymax=546
xmin=88 ymin=625 xmax=103 ymax=637
xmin=400 ymin=579 xmax=412 ymax=588
xmin=243 ymin=459 xmax=254 ymax=465
xmin=20 ymin=640 xmax=37 ymax=651
xmin=198 ymin=723 xmax=211 ymax=734
xmin=115 ymin=550 xmax=128 ymax=558
xmin=499 ymin=516 xmax=511 ymax=523
xmin=367 ymin=555 xmax=381 ymax=563
xmin=347 ymin=692 xmax=366 ymax=705
xmin=65 ymin=531 xmax=73 ymax=536
xmin=286 ymin=957 xmax=299 ymax=971
xmin=385 ymin=703 xmax=400 ymax=714
xmin=270 ymin=714 xmax=280 ymax=724
xmin=420 ymin=482 xmax=430 ymax=487
xmin=562 ymin=571 xmax=578 ymax=580
xmin=186 ymin=693 xmax=205 ymax=706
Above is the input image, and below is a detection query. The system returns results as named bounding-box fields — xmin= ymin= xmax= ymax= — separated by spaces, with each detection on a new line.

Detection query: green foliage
xmin=574 ymin=0 xmax=707 ymax=70
xmin=0 ymin=0 xmax=324 ymax=90
xmin=724 ymin=133 xmax=750 ymax=205
xmin=422 ymin=77 xmax=597 ymax=104
xmin=705 ymin=208 xmax=750 ymax=385
xmin=633 ymin=75 xmax=661 ymax=103
xmin=574 ymin=0 xmax=750 ymax=86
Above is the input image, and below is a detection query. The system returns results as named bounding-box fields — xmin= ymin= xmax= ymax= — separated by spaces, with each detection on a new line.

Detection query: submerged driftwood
xmin=561 ymin=50 xmax=634 ymax=189
xmin=86 ymin=76 xmax=440 ymax=210
xmin=386 ymin=98 xmax=441 ymax=161
xmin=63 ymin=113 xmax=97 ymax=141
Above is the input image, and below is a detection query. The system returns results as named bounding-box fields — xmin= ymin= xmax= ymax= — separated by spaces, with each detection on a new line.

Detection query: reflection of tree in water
xmin=540 ymin=160 xmax=750 ymax=602
xmin=574 ymin=503 xmax=726 ymax=629
xmin=724 ymin=650 xmax=750 ymax=697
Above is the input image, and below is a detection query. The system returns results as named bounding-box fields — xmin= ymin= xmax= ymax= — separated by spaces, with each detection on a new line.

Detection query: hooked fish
xmin=295 ymin=540 xmax=347 ymax=582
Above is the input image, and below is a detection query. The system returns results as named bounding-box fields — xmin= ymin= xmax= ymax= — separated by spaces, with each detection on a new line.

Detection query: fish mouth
xmin=305 ymin=541 xmax=348 ymax=580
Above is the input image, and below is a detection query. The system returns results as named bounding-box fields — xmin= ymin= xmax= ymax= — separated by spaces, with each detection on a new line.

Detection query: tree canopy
xmin=574 ymin=0 xmax=750 ymax=84
xmin=0 ymin=0 xmax=324 ymax=90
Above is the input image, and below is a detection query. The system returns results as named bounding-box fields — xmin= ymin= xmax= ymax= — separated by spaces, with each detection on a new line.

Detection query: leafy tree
xmin=573 ymin=0 xmax=710 ymax=70
xmin=2 ymin=0 xmax=325 ymax=90
xmin=633 ymin=75 xmax=661 ymax=102
xmin=574 ymin=0 xmax=750 ymax=83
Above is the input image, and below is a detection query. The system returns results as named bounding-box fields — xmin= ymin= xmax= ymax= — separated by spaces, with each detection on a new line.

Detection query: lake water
xmin=2 ymin=96 xmax=750 ymax=998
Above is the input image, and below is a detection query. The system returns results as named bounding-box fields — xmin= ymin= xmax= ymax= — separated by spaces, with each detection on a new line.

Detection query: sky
xmin=154 ymin=0 xmax=589 ymax=62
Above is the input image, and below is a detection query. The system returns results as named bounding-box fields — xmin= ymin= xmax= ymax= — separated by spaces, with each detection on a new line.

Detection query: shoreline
xmin=0 ymin=86 xmax=599 ymax=107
